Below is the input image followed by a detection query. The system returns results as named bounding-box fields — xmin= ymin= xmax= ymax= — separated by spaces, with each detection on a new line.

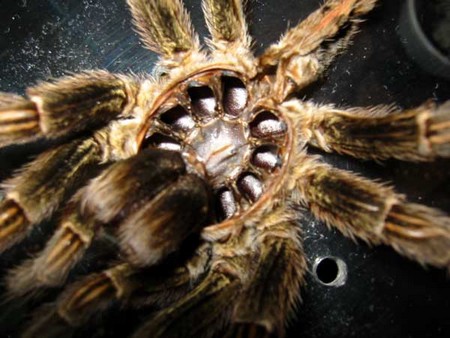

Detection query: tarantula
xmin=0 ymin=0 xmax=449 ymax=337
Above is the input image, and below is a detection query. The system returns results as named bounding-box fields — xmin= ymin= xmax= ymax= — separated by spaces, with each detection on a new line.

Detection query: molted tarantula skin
xmin=0 ymin=0 xmax=449 ymax=337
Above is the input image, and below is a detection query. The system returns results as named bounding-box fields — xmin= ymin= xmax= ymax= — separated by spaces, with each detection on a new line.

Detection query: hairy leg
xmin=21 ymin=242 xmax=212 ymax=338
xmin=132 ymin=271 xmax=239 ymax=338
xmin=293 ymin=154 xmax=450 ymax=271
xmin=284 ymin=100 xmax=450 ymax=161
xmin=258 ymin=0 xmax=377 ymax=99
xmin=133 ymin=210 xmax=306 ymax=338
xmin=5 ymin=148 xmax=209 ymax=295
xmin=127 ymin=0 xmax=203 ymax=68
xmin=130 ymin=226 xmax=252 ymax=337
xmin=228 ymin=217 xmax=306 ymax=338
xmin=0 ymin=138 xmax=102 ymax=252
xmin=21 ymin=263 xmax=136 ymax=338
xmin=5 ymin=199 xmax=97 ymax=297
xmin=0 ymin=71 xmax=138 ymax=147
xmin=202 ymin=0 xmax=251 ymax=54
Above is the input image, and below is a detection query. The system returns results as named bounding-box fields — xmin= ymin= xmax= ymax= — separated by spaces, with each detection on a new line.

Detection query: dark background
xmin=0 ymin=0 xmax=449 ymax=337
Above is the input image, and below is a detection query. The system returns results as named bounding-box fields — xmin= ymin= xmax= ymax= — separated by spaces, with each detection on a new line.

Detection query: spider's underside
xmin=0 ymin=0 xmax=449 ymax=337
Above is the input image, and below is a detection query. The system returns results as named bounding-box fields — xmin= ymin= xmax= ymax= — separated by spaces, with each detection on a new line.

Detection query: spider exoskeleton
xmin=138 ymin=69 xmax=290 ymax=219
xmin=0 ymin=0 xmax=449 ymax=337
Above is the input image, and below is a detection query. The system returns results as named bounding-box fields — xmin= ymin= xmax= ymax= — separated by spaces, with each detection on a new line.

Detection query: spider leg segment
xmin=23 ymin=244 xmax=212 ymax=338
xmin=22 ymin=263 xmax=136 ymax=338
xmin=228 ymin=222 xmax=306 ymax=338
xmin=127 ymin=0 xmax=202 ymax=67
xmin=287 ymin=100 xmax=450 ymax=161
xmin=133 ymin=271 xmax=239 ymax=338
xmin=133 ymin=212 xmax=306 ymax=338
xmin=81 ymin=148 xmax=211 ymax=267
xmin=0 ymin=71 xmax=137 ymax=147
xmin=258 ymin=0 xmax=376 ymax=98
xmin=293 ymin=156 xmax=450 ymax=271
xmin=5 ymin=148 xmax=211 ymax=295
xmin=202 ymin=0 xmax=251 ymax=52
xmin=0 ymin=93 xmax=39 ymax=147
xmin=118 ymin=172 xmax=211 ymax=267
xmin=5 ymin=200 xmax=97 ymax=297
xmin=0 ymin=138 xmax=102 ymax=253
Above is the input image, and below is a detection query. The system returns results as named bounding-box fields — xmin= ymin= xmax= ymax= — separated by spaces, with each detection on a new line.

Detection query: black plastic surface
xmin=0 ymin=1 xmax=449 ymax=337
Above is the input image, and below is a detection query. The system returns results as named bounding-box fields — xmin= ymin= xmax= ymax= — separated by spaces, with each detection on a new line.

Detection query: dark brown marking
xmin=66 ymin=274 xmax=115 ymax=311
xmin=44 ymin=228 xmax=85 ymax=273
xmin=84 ymin=148 xmax=186 ymax=224
xmin=0 ymin=199 xmax=30 ymax=252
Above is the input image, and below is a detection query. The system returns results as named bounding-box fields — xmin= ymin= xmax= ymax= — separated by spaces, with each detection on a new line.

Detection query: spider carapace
xmin=0 ymin=0 xmax=449 ymax=337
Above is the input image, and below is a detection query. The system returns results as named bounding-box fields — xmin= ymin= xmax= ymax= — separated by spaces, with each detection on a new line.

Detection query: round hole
xmin=313 ymin=256 xmax=347 ymax=287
